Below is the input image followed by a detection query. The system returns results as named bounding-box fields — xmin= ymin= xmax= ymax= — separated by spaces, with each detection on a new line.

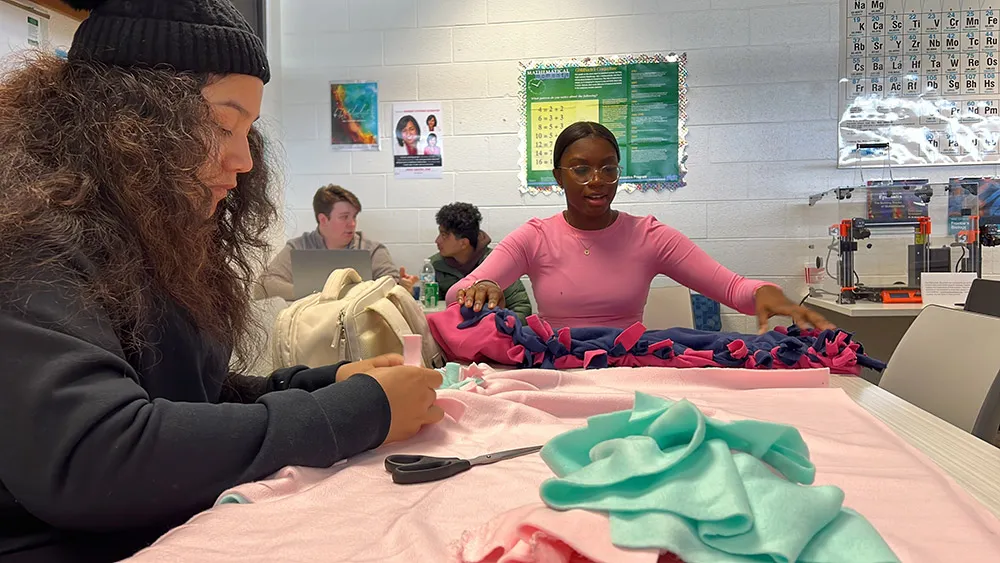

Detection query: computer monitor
xmin=290 ymin=249 xmax=372 ymax=300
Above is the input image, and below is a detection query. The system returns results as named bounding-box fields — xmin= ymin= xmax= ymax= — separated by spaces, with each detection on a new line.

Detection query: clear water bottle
xmin=420 ymin=259 xmax=438 ymax=308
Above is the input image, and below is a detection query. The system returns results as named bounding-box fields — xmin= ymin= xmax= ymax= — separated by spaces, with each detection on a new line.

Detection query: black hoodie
xmin=0 ymin=251 xmax=391 ymax=562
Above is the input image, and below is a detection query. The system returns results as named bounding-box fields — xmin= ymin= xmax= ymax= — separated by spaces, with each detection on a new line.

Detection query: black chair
xmin=963 ymin=278 xmax=1000 ymax=318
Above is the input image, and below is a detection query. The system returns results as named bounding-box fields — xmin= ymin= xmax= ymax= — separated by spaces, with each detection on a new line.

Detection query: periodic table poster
xmin=839 ymin=1 xmax=1000 ymax=168
xmin=518 ymin=53 xmax=688 ymax=194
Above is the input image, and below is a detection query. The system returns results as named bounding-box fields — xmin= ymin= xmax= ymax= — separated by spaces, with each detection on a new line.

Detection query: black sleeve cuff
xmin=266 ymin=362 xmax=349 ymax=393
xmin=310 ymin=374 xmax=391 ymax=456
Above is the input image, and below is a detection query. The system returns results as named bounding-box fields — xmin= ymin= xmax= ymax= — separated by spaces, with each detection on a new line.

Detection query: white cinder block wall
xmin=270 ymin=0 xmax=1000 ymax=332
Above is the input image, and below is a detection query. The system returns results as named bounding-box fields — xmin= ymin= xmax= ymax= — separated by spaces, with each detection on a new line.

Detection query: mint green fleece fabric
xmin=216 ymin=493 xmax=250 ymax=505
xmin=438 ymin=362 xmax=484 ymax=390
xmin=539 ymin=393 xmax=899 ymax=563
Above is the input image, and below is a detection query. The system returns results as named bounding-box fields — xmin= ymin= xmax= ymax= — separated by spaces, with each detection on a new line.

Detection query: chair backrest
xmin=963 ymin=278 xmax=1000 ymax=318
xmin=642 ymin=286 xmax=694 ymax=330
xmin=879 ymin=305 xmax=1000 ymax=442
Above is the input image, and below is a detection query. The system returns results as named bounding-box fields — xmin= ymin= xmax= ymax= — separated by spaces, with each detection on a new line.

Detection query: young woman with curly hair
xmin=0 ymin=2 xmax=443 ymax=561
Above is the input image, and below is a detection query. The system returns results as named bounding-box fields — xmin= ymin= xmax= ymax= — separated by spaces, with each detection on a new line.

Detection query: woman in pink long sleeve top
xmin=446 ymin=121 xmax=832 ymax=332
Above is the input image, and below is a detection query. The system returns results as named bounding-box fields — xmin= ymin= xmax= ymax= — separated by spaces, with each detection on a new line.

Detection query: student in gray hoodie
xmin=255 ymin=185 xmax=417 ymax=299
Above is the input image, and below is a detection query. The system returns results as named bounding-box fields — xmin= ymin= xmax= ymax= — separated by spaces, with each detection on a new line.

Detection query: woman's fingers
xmin=803 ymin=308 xmax=835 ymax=331
xmin=424 ymin=404 xmax=446 ymax=424
xmin=790 ymin=310 xmax=810 ymax=331
xmin=487 ymin=286 xmax=501 ymax=309
xmin=458 ymin=283 xmax=504 ymax=312
xmin=472 ymin=286 xmax=488 ymax=312
xmin=756 ymin=309 xmax=771 ymax=334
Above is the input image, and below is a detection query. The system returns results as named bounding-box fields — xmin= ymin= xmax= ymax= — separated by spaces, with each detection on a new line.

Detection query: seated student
xmin=255 ymin=184 xmax=417 ymax=299
xmin=448 ymin=121 xmax=834 ymax=333
xmin=431 ymin=202 xmax=533 ymax=321
xmin=0 ymin=2 xmax=442 ymax=561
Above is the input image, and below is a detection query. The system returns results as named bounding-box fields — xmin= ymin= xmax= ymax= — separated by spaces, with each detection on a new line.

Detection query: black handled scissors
xmin=384 ymin=445 xmax=543 ymax=485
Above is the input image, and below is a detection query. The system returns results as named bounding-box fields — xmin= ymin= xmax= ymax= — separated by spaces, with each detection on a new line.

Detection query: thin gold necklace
xmin=566 ymin=211 xmax=616 ymax=256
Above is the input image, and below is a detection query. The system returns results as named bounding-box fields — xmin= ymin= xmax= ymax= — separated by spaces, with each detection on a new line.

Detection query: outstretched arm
xmin=650 ymin=220 xmax=832 ymax=332
xmin=445 ymin=223 xmax=534 ymax=308
xmin=650 ymin=220 xmax=769 ymax=314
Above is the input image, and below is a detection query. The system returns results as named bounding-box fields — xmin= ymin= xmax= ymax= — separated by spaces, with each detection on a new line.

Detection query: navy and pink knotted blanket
xmin=427 ymin=304 xmax=885 ymax=375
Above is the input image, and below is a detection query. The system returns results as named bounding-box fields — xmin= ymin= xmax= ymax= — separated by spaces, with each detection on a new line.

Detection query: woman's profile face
xmin=401 ymin=119 xmax=419 ymax=146
xmin=427 ymin=115 xmax=437 ymax=129
xmin=199 ymin=74 xmax=263 ymax=215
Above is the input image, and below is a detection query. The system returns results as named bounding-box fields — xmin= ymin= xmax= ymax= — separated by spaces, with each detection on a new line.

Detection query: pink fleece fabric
xmin=452 ymin=504 xmax=681 ymax=563
xmin=124 ymin=368 xmax=1000 ymax=563
xmin=443 ymin=212 xmax=772 ymax=329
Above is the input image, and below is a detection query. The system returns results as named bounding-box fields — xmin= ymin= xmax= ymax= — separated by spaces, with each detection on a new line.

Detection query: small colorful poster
xmin=392 ymin=102 xmax=443 ymax=179
xmin=330 ymin=81 xmax=379 ymax=151
xmin=983 ymin=180 xmax=1000 ymax=221
xmin=864 ymin=179 xmax=930 ymax=222
xmin=948 ymin=177 xmax=1000 ymax=235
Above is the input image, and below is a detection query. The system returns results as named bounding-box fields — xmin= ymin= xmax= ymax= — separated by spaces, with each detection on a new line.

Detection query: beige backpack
xmin=272 ymin=268 xmax=444 ymax=370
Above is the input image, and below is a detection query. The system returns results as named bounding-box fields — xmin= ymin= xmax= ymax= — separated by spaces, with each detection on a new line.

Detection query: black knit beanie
xmin=64 ymin=0 xmax=269 ymax=84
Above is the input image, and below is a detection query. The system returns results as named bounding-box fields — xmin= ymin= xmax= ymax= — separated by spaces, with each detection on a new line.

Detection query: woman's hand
xmin=367 ymin=364 xmax=444 ymax=445
xmin=336 ymin=353 xmax=404 ymax=383
xmin=335 ymin=354 xmax=446 ymax=444
xmin=754 ymin=285 xmax=835 ymax=334
xmin=455 ymin=280 xmax=505 ymax=312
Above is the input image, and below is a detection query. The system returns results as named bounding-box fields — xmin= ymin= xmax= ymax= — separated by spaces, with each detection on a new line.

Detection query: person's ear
xmin=552 ymin=168 xmax=564 ymax=188
xmin=317 ymin=213 xmax=328 ymax=226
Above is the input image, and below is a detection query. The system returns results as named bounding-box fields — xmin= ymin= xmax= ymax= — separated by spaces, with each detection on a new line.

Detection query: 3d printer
xmin=832 ymin=216 xmax=939 ymax=304
xmin=829 ymin=211 xmax=1000 ymax=305
xmin=809 ymin=181 xmax=1000 ymax=305
xmin=808 ymin=141 xmax=1000 ymax=303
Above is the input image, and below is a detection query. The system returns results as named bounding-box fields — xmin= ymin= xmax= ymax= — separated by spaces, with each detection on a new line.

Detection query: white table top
xmin=831 ymin=375 xmax=1000 ymax=518
xmin=806 ymin=296 xmax=927 ymax=318
xmin=422 ymin=303 xmax=446 ymax=314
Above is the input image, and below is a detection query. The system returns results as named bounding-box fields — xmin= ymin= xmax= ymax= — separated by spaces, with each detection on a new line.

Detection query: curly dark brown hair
xmin=435 ymin=202 xmax=482 ymax=249
xmin=0 ymin=53 xmax=278 ymax=369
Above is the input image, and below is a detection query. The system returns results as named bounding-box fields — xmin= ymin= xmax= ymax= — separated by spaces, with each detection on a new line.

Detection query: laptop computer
xmin=290 ymin=249 xmax=373 ymax=300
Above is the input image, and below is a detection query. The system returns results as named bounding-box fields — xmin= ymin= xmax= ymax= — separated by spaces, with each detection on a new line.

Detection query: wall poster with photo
xmin=392 ymin=102 xmax=443 ymax=179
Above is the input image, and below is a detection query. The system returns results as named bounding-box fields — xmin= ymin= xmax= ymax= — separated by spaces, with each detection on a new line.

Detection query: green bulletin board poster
xmin=519 ymin=53 xmax=687 ymax=194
